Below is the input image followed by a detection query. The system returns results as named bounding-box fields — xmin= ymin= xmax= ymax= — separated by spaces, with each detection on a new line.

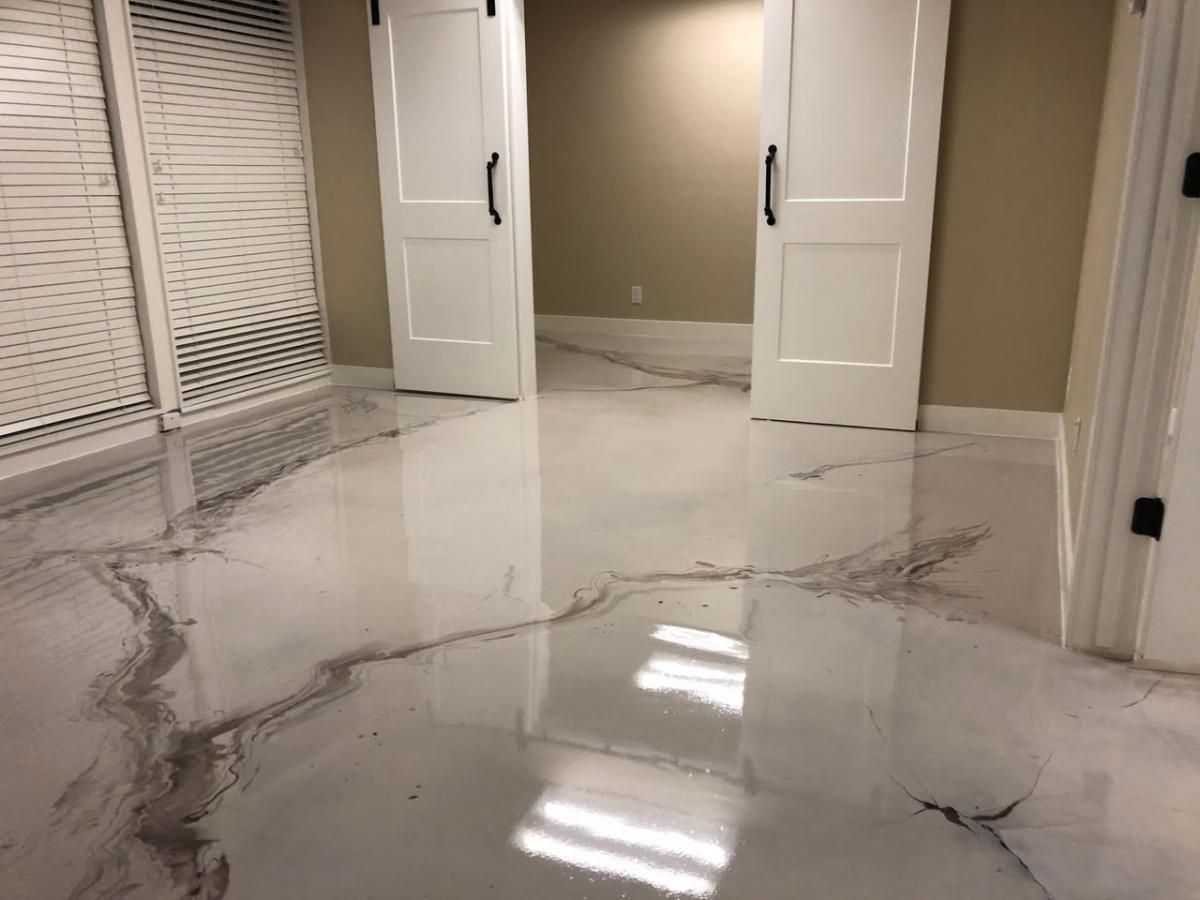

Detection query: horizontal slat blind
xmin=0 ymin=0 xmax=153 ymax=443
xmin=129 ymin=0 xmax=327 ymax=407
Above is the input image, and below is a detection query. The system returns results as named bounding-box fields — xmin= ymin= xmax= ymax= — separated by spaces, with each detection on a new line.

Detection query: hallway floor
xmin=2 ymin=336 xmax=1198 ymax=899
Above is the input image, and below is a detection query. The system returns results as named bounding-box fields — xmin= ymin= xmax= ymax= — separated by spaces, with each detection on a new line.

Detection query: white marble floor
xmin=1 ymin=336 xmax=1198 ymax=899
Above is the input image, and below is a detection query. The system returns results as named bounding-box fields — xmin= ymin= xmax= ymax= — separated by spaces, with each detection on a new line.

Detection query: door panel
xmin=753 ymin=0 xmax=950 ymax=429
xmin=778 ymin=243 xmax=901 ymax=365
xmin=404 ymin=238 xmax=493 ymax=342
xmin=786 ymin=0 xmax=919 ymax=201
xmin=392 ymin=9 xmax=486 ymax=202
xmin=370 ymin=0 xmax=520 ymax=399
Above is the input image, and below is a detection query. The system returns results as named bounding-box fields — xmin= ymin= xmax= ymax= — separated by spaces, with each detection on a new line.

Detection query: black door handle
xmin=764 ymin=144 xmax=777 ymax=226
xmin=486 ymin=152 xmax=501 ymax=225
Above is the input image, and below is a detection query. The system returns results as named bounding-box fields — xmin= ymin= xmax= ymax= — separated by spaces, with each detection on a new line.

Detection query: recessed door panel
xmin=404 ymin=238 xmax=493 ymax=343
xmin=786 ymin=0 xmax=919 ymax=201
xmin=777 ymin=243 xmax=900 ymax=365
xmin=393 ymin=9 xmax=486 ymax=202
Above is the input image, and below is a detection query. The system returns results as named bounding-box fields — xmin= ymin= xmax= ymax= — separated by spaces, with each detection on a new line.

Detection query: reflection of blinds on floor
xmin=129 ymin=0 xmax=328 ymax=408
xmin=0 ymin=0 xmax=152 ymax=444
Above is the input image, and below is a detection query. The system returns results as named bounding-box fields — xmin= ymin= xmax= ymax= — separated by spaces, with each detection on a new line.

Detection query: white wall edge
xmin=331 ymin=365 xmax=395 ymax=390
xmin=917 ymin=404 xmax=1060 ymax=439
xmin=535 ymin=314 xmax=753 ymax=352
xmin=1055 ymin=413 xmax=1076 ymax=645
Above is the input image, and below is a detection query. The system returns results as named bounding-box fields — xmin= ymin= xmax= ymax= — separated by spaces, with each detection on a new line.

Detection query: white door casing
xmin=369 ymin=0 xmax=521 ymax=399
xmin=751 ymin=0 xmax=951 ymax=430
xmin=1139 ymin=232 xmax=1200 ymax=671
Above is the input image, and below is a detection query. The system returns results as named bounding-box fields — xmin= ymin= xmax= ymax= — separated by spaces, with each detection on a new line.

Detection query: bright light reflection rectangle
xmin=516 ymin=829 xmax=717 ymax=898
xmin=635 ymin=652 xmax=746 ymax=714
xmin=538 ymin=799 xmax=730 ymax=868
xmin=652 ymin=624 xmax=749 ymax=660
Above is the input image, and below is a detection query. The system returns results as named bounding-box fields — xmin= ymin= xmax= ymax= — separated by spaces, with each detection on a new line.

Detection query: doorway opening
xmin=524 ymin=0 xmax=762 ymax=397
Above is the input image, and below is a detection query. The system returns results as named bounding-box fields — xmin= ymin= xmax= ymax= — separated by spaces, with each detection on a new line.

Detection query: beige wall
xmin=1063 ymin=4 xmax=1144 ymax=525
xmin=298 ymin=0 xmax=392 ymax=370
xmin=526 ymin=0 xmax=762 ymax=324
xmin=921 ymin=0 xmax=1115 ymax=411
xmin=302 ymin=0 xmax=1116 ymax=413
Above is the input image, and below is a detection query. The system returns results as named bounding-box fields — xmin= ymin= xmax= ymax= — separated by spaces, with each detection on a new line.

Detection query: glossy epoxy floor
xmin=2 ymin=336 xmax=1199 ymax=899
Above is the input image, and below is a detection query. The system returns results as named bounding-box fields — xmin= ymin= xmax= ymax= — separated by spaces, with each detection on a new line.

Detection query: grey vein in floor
xmin=536 ymin=335 xmax=751 ymax=392
xmin=49 ymin=522 xmax=989 ymax=898
xmin=2 ymin=347 xmax=1199 ymax=900
xmin=785 ymin=441 xmax=982 ymax=481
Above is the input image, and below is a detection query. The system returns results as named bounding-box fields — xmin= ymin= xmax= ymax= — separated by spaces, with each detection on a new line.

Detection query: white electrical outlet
xmin=631 ymin=285 xmax=643 ymax=305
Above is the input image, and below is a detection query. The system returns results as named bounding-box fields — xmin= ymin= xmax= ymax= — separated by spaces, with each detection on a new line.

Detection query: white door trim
xmin=93 ymin=0 xmax=180 ymax=414
xmin=502 ymin=0 xmax=538 ymax=399
xmin=1068 ymin=0 xmax=1200 ymax=658
xmin=290 ymin=0 xmax=336 ymax=377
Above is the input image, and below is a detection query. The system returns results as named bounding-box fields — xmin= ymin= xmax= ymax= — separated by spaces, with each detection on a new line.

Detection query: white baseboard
xmin=535 ymin=314 xmax=752 ymax=355
xmin=0 ymin=413 xmax=162 ymax=484
xmin=331 ymin=365 xmax=394 ymax=390
xmin=917 ymin=404 xmax=1060 ymax=439
xmin=1055 ymin=413 xmax=1075 ymax=643
xmin=181 ymin=375 xmax=330 ymax=430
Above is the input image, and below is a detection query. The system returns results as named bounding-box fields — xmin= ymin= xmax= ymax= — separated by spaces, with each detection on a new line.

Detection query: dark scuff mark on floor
xmin=786 ymin=441 xmax=981 ymax=482
xmin=339 ymin=392 xmax=380 ymax=415
xmin=1122 ymin=677 xmax=1164 ymax=709
xmin=867 ymin=703 xmax=1055 ymax=897
xmin=64 ymin=521 xmax=988 ymax=898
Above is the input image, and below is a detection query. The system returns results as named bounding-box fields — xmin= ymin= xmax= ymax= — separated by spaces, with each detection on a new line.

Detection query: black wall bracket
xmin=487 ymin=0 xmax=496 ymax=16
xmin=1131 ymin=496 xmax=1166 ymax=540
xmin=1184 ymin=152 xmax=1200 ymax=198
xmin=370 ymin=0 xmax=380 ymax=26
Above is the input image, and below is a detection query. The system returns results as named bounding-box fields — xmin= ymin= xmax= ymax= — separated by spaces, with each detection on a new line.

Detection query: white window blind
xmin=129 ymin=0 xmax=327 ymax=408
xmin=0 ymin=0 xmax=153 ymax=443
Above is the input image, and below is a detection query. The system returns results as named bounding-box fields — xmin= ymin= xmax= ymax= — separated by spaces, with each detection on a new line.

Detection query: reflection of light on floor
xmin=539 ymin=799 xmax=730 ymax=868
xmin=516 ymin=831 xmax=716 ymax=897
xmin=652 ymin=624 xmax=749 ymax=660
xmin=635 ymin=652 xmax=746 ymax=714
xmin=512 ymin=788 xmax=735 ymax=898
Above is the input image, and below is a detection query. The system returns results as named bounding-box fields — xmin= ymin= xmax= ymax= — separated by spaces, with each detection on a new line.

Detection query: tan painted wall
xmin=920 ymin=0 xmax=1115 ymax=411
xmin=301 ymin=0 xmax=1115 ymax=414
xmin=1063 ymin=4 xmax=1144 ymax=525
xmin=526 ymin=0 xmax=762 ymax=324
xmin=298 ymin=0 xmax=392 ymax=370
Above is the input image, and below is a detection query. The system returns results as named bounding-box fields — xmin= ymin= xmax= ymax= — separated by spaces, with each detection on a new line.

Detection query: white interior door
xmin=751 ymin=0 xmax=951 ymax=430
xmin=369 ymin=0 xmax=521 ymax=399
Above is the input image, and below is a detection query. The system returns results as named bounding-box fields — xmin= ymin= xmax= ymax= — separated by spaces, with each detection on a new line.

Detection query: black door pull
xmin=764 ymin=144 xmax=777 ymax=226
xmin=486 ymin=152 xmax=501 ymax=225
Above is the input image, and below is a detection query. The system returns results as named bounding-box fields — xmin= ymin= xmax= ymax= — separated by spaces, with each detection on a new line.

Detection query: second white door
xmin=751 ymin=0 xmax=951 ymax=430
xmin=369 ymin=0 xmax=520 ymax=398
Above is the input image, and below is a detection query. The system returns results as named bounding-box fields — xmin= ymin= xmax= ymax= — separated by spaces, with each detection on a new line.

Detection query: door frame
xmin=502 ymin=0 xmax=538 ymax=399
xmin=499 ymin=0 xmax=954 ymax=409
xmin=1067 ymin=0 xmax=1200 ymax=660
